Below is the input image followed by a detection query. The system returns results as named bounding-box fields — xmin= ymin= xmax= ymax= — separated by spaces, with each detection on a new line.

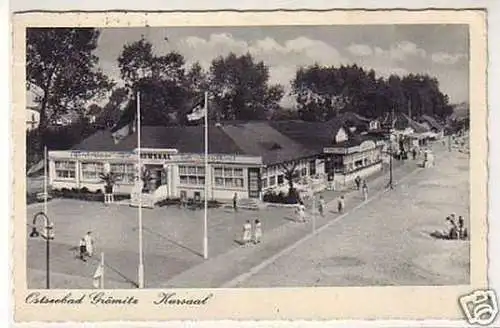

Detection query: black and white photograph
xmin=24 ymin=23 xmax=473 ymax=290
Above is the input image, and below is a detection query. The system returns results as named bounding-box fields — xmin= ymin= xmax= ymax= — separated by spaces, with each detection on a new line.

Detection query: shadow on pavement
xmin=140 ymin=226 xmax=204 ymax=258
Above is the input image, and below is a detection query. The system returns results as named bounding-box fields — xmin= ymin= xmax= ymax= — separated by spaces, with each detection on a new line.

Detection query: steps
xmin=223 ymin=198 xmax=264 ymax=211
xmin=129 ymin=192 xmax=155 ymax=209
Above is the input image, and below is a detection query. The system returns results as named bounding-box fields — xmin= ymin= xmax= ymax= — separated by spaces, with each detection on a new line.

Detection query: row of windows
xmin=261 ymin=161 xmax=314 ymax=189
xmin=55 ymin=161 xmax=135 ymax=183
xmin=178 ymin=166 xmax=245 ymax=188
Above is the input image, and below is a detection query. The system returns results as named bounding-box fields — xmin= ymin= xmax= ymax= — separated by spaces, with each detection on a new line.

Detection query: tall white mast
xmin=137 ymin=91 xmax=144 ymax=288
xmin=203 ymin=91 xmax=209 ymax=260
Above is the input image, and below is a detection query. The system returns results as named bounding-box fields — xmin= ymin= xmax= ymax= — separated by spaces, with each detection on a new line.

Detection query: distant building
xmin=48 ymin=120 xmax=385 ymax=203
xmin=26 ymin=83 xmax=43 ymax=131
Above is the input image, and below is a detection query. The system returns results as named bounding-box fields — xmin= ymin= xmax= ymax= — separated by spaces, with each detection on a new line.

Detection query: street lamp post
xmin=388 ymin=136 xmax=394 ymax=189
xmin=30 ymin=212 xmax=54 ymax=289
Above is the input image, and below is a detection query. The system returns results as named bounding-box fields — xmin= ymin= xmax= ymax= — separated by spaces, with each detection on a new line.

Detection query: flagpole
xmin=100 ymin=252 xmax=104 ymax=289
xmin=137 ymin=91 xmax=145 ymax=288
xmin=43 ymin=146 xmax=48 ymax=216
xmin=203 ymin=91 xmax=208 ymax=260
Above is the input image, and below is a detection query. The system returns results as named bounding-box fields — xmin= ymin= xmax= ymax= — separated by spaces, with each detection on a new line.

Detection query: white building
xmin=48 ymin=120 xmax=385 ymax=203
xmin=26 ymin=84 xmax=43 ymax=131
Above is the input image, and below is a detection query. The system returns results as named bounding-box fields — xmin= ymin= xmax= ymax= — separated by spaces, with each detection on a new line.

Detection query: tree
xmin=292 ymin=64 xmax=354 ymax=121
xmin=292 ymin=64 xmax=454 ymax=121
xmin=96 ymin=87 xmax=130 ymax=128
xmin=208 ymin=52 xmax=284 ymax=120
xmin=117 ymin=37 xmax=191 ymax=125
xmin=99 ymin=172 xmax=120 ymax=194
xmin=26 ymin=28 xmax=114 ymax=130
xmin=280 ymin=161 xmax=300 ymax=200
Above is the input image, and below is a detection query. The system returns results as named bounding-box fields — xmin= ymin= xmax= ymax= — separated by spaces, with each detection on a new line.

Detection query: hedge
xmin=263 ymin=189 xmax=300 ymax=204
xmin=156 ymin=198 xmax=222 ymax=209
xmin=50 ymin=188 xmax=130 ymax=202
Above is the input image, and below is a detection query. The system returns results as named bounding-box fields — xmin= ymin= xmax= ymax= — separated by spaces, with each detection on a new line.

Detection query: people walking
xmin=355 ymin=176 xmax=361 ymax=190
xmin=79 ymin=238 xmax=87 ymax=262
xmin=253 ymin=219 xmax=262 ymax=244
xmin=242 ymin=220 xmax=252 ymax=245
xmin=233 ymin=192 xmax=238 ymax=212
xmin=318 ymin=195 xmax=326 ymax=217
xmin=412 ymin=148 xmax=417 ymax=160
xmin=84 ymin=231 xmax=94 ymax=257
xmin=337 ymin=195 xmax=345 ymax=213
xmin=362 ymin=180 xmax=368 ymax=201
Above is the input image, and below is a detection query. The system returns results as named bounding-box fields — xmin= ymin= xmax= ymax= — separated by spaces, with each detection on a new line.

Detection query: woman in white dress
xmin=253 ymin=219 xmax=262 ymax=244
xmin=84 ymin=231 xmax=94 ymax=257
xmin=242 ymin=220 xmax=252 ymax=245
xmin=296 ymin=202 xmax=306 ymax=222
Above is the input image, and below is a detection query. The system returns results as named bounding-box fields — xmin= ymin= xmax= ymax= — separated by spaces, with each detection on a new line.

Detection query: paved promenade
xmin=27 ymin=146 xmax=432 ymax=289
xmin=235 ymin=144 xmax=469 ymax=287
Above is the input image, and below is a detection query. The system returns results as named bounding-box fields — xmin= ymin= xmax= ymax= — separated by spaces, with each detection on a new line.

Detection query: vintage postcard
xmin=12 ymin=9 xmax=488 ymax=323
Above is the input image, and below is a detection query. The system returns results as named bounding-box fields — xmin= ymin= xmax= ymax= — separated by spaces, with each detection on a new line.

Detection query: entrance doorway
xmin=146 ymin=165 xmax=167 ymax=190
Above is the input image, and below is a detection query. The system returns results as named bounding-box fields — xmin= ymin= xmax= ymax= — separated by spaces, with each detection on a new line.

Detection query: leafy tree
xmin=95 ymin=87 xmax=130 ymax=128
xmin=26 ymin=28 xmax=114 ymax=130
xmin=117 ymin=37 xmax=191 ymax=125
xmin=292 ymin=64 xmax=454 ymax=121
xmin=280 ymin=162 xmax=300 ymax=200
xmin=208 ymin=52 xmax=284 ymax=120
xmin=99 ymin=172 xmax=120 ymax=194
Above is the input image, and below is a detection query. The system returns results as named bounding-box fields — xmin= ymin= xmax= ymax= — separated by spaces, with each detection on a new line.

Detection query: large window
xmin=269 ymin=176 xmax=276 ymax=186
xmin=277 ymin=174 xmax=284 ymax=185
xmin=110 ymin=163 xmax=135 ymax=184
xmin=54 ymin=161 xmax=76 ymax=179
xmin=179 ymin=165 xmax=205 ymax=186
xmin=81 ymin=162 xmax=104 ymax=182
xmin=301 ymin=167 xmax=307 ymax=177
xmin=214 ymin=166 xmax=244 ymax=188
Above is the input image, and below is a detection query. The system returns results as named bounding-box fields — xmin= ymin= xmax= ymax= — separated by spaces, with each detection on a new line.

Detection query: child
xmin=79 ymin=238 xmax=87 ymax=262
xmin=253 ymin=219 xmax=262 ymax=244
xmin=337 ymin=196 xmax=345 ymax=213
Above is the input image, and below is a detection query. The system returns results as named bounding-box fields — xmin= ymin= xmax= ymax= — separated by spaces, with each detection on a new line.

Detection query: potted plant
xmin=99 ymin=172 xmax=119 ymax=202
xmin=140 ymin=167 xmax=154 ymax=193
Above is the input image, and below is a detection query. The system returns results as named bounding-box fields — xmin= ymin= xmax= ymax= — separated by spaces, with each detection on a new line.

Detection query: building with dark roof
xmin=48 ymin=120 xmax=385 ymax=202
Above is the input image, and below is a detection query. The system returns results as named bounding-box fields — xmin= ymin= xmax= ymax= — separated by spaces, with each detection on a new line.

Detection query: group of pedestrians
xmin=445 ymin=213 xmax=468 ymax=240
xmin=241 ymin=219 xmax=262 ymax=246
xmin=355 ymin=175 xmax=369 ymax=201
xmin=79 ymin=231 xmax=94 ymax=262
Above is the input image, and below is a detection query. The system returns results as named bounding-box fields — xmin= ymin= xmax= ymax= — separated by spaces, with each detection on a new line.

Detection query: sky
xmin=94 ymin=25 xmax=469 ymax=107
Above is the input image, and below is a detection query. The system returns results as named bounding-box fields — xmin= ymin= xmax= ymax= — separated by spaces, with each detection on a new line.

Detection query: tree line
xmin=26 ymin=28 xmax=455 ymax=166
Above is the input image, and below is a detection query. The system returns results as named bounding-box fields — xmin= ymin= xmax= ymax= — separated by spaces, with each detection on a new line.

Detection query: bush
xmin=156 ymin=198 xmax=222 ymax=209
xmin=156 ymin=198 xmax=181 ymax=207
xmin=49 ymin=188 xmax=129 ymax=202
xmin=263 ymin=190 xmax=299 ymax=204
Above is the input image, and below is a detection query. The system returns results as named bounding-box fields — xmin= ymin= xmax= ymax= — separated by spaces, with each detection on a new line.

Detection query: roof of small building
xmin=72 ymin=120 xmax=378 ymax=165
xmin=421 ymin=114 xmax=444 ymax=131
xmin=73 ymin=125 xmax=246 ymax=155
